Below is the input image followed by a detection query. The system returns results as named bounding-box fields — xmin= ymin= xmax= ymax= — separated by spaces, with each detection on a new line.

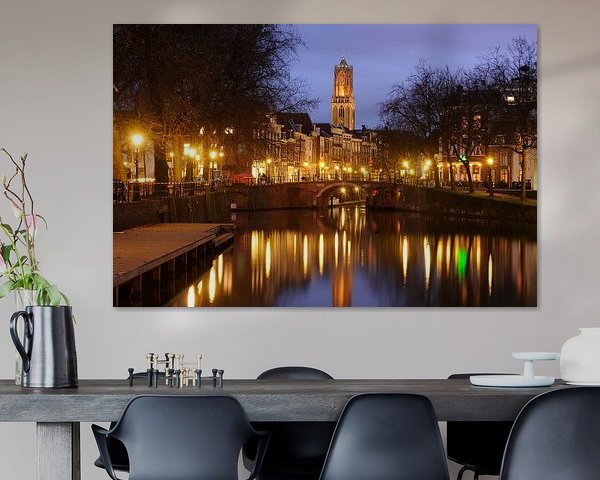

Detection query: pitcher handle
xmin=10 ymin=311 xmax=33 ymax=373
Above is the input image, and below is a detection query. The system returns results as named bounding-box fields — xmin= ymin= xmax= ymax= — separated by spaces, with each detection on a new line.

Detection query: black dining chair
xmin=92 ymin=395 xmax=269 ymax=480
xmin=93 ymin=372 xmax=165 ymax=472
xmin=319 ymin=393 xmax=449 ymax=480
xmin=447 ymin=373 xmax=514 ymax=480
xmin=500 ymin=387 xmax=600 ymax=480
xmin=243 ymin=366 xmax=336 ymax=480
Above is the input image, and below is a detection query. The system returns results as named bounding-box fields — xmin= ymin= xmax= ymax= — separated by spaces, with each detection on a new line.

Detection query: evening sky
xmin=289 ymin=24 xmax=537 ymax=128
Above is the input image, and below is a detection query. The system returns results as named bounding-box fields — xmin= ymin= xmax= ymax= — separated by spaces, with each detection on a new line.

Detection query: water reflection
xmin=167 ymin=206 xmax=537 ymax=307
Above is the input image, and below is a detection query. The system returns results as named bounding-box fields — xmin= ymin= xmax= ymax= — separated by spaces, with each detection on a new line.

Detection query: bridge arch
xmin=314 ymin=181 xmax=368 ymax=207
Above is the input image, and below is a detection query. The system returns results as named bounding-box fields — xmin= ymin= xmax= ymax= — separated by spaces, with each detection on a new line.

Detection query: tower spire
xmin=331 ymin=57 xmax=355 ymax=130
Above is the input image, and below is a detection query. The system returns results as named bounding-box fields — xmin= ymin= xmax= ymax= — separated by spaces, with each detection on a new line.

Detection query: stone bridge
xmin=226 ymin=180 xmax=401 ymax=210
xmin=224 ymin=181 xmax=536 ymax=223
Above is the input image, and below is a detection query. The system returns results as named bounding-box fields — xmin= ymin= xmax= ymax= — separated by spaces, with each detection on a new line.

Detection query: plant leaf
xmin=46 ymin=285 xmax=62 ymax=306
xmin=0 ymin=280 xmax=16 ymax=298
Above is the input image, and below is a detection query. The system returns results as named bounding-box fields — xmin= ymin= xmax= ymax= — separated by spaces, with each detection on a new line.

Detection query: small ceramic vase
xmin=560 ymin=328 xmax=600 ymax=385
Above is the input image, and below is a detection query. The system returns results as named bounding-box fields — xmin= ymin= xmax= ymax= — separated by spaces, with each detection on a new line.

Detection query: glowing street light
xmin=487 ymin=156 xmax=495 ymax=197
xmin=209 ymin=150 xmax=218 ymax=183
xmin=401 ymin=160 xmax=410 ymax=182
xmin=266 ymin=158 xmax=273 ymax=181
xmin=131 ymin=133 xmax=144 ymax=200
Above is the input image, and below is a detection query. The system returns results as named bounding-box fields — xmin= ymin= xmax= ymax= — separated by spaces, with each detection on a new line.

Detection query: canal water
xmin=166 ymin=206 xmax=536 ymax=307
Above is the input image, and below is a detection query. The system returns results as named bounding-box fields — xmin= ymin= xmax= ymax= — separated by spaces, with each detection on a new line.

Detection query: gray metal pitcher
xmin=10 ymin=305 xmax=78 ymax=388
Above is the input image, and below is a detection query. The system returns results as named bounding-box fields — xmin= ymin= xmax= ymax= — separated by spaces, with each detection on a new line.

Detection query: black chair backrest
xmin=500 ymin=387 xmax=600 ymax=480
xmin=258 ymin=366 xmax=334 ymax=380
xmin=256 ymin=366 xmax=334 ymax=461
xmin=320 ymin=393 xmax=449 ymax=480
xmin=447 ymin=373 xmax=513 ymax=472
xmin=108 ymin=395 xmax=256 ymax=480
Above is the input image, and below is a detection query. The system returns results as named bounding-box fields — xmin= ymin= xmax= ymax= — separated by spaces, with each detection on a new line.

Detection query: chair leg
xmin=457 ymin=466 xmax=469 ymax=480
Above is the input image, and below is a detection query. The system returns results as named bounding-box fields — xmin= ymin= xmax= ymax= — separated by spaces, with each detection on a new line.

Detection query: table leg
xmin=37 ymin=422 xmax=80 ymax=480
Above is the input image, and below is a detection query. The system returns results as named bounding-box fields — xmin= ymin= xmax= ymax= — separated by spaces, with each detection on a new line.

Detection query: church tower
xmin=331 ymin=57 xmax=355 ymax=131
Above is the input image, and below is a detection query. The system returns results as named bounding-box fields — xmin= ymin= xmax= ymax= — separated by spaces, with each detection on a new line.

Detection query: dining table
xmin=0 ymin=378 xmax=570 ymax=480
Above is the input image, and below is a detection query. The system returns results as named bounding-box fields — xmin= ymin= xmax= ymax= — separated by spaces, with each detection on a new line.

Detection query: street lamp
xmin=302 ymin=161 xmax=309 ymax=181
xmin=209 ymin=150 xmax=217 ymax=183
xmin=423 ymin=159 xmax=432 ymax=184
xmin=487 ymin=157 xmax=495 ymax=197
xmin=195 ymin=154 xmax=201 ymax=179
xmin=402 ymin=160 xmax=410 ymax=182
xmin=167 ymin=152 xmax=174 ymax=183
xmin=266 ymin=158 xmax=272 ymax=182
xmin=131 ymin=133 xmax=143 ymax=200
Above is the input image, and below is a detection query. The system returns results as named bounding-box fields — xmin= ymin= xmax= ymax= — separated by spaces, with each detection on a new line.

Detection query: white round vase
xmin=560 ymin=328 xmax=600 ymax=385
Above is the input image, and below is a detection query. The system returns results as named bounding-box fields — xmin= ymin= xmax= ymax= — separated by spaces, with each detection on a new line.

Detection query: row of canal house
xmin=258 ymin=112 xmax=378 ymax=182
xmin=438 ymin=135 xmax=538 ymax=190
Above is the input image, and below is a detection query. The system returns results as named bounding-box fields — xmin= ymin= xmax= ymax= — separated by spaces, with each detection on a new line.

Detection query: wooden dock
xmin=113 ymin=223 xmax=234 ymax=306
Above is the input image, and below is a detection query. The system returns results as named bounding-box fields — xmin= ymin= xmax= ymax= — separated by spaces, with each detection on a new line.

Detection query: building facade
xmin=253 ymin=57 xmax=376 ymax=183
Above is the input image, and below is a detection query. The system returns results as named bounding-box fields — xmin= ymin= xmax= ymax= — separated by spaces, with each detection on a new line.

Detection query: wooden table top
xmin=0 ymin=379 xmax=570 ymax=422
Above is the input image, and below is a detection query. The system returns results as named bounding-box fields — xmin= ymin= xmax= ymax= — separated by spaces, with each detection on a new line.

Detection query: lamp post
xmin=131 ymin=133 xmax=143 ymax=201
xmin=266 ymin=158 xmax=272 ymax=183
xmin=209 ymin=150 xmax=217 ymax=184
xmin=487 ymin=157 xmax=495 ymax=197
xmin=424 ymin=159 xmax=432 ymax=185
xmin=402 ymin=160 xmax=409 ymax=183
xmin=219 ymin=150 xmax=224 ymax=181
xmin=167 ymin=152 xmax=174 ymax=182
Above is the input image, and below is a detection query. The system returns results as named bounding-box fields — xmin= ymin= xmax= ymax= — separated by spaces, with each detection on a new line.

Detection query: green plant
xmin=0 ymin=148 xmax=70 ymax=305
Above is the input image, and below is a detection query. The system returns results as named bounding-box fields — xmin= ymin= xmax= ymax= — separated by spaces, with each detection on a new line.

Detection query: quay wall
xmin=369 ymin=186 xmax=537 ymax=223
xmin=228 ymin=183 xmax=536 ymax=223
xmin=113 ymin=191 xmax=230 ymax=231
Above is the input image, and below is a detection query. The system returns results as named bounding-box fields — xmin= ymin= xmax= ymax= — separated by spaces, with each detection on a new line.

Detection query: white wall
xmin=1 ymin=0 xmax=600 ymax=478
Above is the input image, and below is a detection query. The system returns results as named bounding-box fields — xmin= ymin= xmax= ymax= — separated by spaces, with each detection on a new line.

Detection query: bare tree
xmin=482 ymin=37 xmax=537 ymax=202
xmin=374 ymin=129 xmax=422 ymax=182
xmin=442 ymin=70 xmax=503 ymax=194
xmin=380 ymin=62 xmax=455 ymax=188
xmin=113 ymin=24 xmax=317 ymax=181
